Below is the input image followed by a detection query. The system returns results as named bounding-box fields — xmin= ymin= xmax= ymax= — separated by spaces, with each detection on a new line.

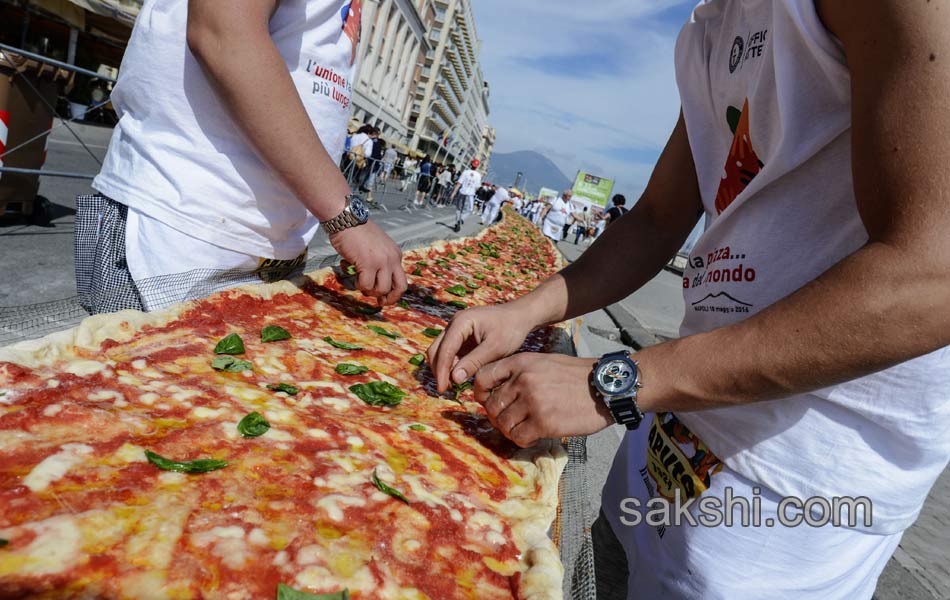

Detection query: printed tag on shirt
xmin=255 ymin=252 xmax=307 ymax=283
xmin=645 ymin=412 xmax=724 ymax=501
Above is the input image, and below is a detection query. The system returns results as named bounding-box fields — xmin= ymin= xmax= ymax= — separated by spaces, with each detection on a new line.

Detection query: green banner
xmin=572 ymin=172 xmax=614 ymax=207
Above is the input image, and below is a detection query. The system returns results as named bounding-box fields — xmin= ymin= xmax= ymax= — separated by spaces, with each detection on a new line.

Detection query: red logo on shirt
xmin=342 ymin=1 xmax=362 ymax=66
xmin=715 ymin=99 xmax=764 ymax=214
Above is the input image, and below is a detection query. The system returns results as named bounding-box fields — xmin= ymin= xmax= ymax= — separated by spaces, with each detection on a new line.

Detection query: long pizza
xmin=0 ymin=209 xmax=570 ymax=600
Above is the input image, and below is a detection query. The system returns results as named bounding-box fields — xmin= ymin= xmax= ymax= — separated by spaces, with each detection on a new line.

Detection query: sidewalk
xmin=554 ymin=236 xmax=949 ymax=600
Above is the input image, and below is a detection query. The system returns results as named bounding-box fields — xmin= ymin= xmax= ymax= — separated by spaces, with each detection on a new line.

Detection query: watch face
xmin=349 ymin=197 xmax=370 ymax=223
xmin=595 ymin=357 xmax=639 ymax=397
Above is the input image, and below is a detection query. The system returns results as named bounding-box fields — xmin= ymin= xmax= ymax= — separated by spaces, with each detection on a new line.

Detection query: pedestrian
xmin=414 ymin=156 xmax=434 ymax=207
xmin=427 ymin=2 xmax=950 ymax=599
xmin=435 ymin=165 xmax=454 ymax=206
xmin=573 ymin=206 xmax=591 ymax=245
xmin=539 ymin=189 xmax=572 ymax=242
xmin=450 ymin=159 xmax=483 ymax=232
xmin=348 ymin=124 xmax=375 ymax=188
xmin=604 ymin=194 xmax=628 ymax=226
xmin=364 ymin=135 xmax=385 ymax=190
xmin=383 ymin=144 xmax=398 ymax=182
xmin=78 ymin=0 xmax=406 ymax=314
xmin=480 ymin=185 xmax=509 ymax=226
xmin=400 ymin=155 xmax=418 ymax=191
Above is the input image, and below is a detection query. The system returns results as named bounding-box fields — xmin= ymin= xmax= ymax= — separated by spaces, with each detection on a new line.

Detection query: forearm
xmin=638 ymin=241 xmax=950 ymax=412
xmin=187 ymin=16 xmax=349 ymax=221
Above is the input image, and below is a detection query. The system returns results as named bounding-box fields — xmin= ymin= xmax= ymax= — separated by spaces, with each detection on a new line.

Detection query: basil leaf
xmin=213 ymin=333 xmax=245 ymax=355
xmin=415 ymin=261 xmax=428 ymax=267
xmin=354 ymin=305 xmax=382 ymax=315
xmin=408 ymin=424 xmax=426 ymax=432
xmin=267 ymin=383 xmax=299 ymax=395
xmin=0 ymin=539 xmax=7 ymax=547
xmin=261 ymin=325 xmax=292 ymax=343
xmin=435 ymin=259 xmax=449 ymax=267
xmin=489 ymin=283 xmax=504 ymax=291
xmin=144 ymin=450 xmax=228 ymax=474
xmin=465 ymin=282 xmax=479 ymax=290
xmin=445 ymin=285 xmax=467 ymax=297
xmin=345 ymin=265 xmax=358 ymax=276
xmin=350 ymin=381 xmax=406 ymax=407
xmin=422 ymin=327 xmax=442 ymax=338
xmin=473 ymin=273 xmax=487 ymax=280
xmin=212 ymin=356 xmax=253 ymax=373
xmin=447 ymin=252 xmax=457 ymax=260
xmin=485 ymin=266 xmax=495 ymax=271
xmin=335 ymin=363 xmax=369 ymax=376
xmin=454 ymin=381 xmax=474 ymax=403
xmin=447 ymin=301 xmax=468 ymax=310
xmin=397 ymin=300 xmax=410 ymax=309
xmin=412 ymin=267 xmax=423 ymax=276
xmin=367 ymin=325 xmax=400 ymax=339
xmin=277 ymin=583 xmax=350 ymax=600
xmin=372 ymin=468 xmax=410 ymax=504
xmin=237 ymin=412 xmax=271 ymax=437
xmin=423 ymin=296 xmax=439 ymax=306
xmin=324 ymin=337 xmax=363 ymax=351
xmin=408 ymin=353 xmax=425 ymax=367
xmin=503 ymin=271 xmax=515 ymax=278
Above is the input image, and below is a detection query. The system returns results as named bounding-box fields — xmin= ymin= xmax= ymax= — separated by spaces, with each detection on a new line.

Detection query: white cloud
xmin=473 ymin=0 xmax=696 ymax=197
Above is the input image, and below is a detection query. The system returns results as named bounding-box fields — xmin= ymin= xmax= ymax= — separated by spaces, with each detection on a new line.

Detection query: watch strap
xmin=607 ymin=395 xmax=644 ymax=430
xmin=322 ymin=198 xmax=360 ymax=234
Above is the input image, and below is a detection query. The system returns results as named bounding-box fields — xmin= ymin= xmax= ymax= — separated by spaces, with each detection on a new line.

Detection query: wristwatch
xmin=591 ymin=350 xmax=644 ymax=430
xmin=321 ymin=195 xmax=370 ymax=234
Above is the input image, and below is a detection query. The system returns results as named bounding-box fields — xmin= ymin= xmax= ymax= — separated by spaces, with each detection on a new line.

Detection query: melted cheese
xmin=316 ymin=495 xmax=366 ymax=522
xmin=65 ymin=360 xmax=107 ymax=377
xmin=0 ymin=515 xmax=81 ymax=576
xmin=191 ymin=526 xmax=250 ymax=570
xmin=23 ymin=443 xmax=94 ymax=492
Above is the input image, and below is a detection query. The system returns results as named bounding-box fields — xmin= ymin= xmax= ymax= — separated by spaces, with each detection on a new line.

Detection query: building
xmin=477 ymin=124 xmax=496 ymax=167
xmin=350 ymin=0 xmax=434 ymax=148
xmin=407 ymin=0 xmax=492 ymax=169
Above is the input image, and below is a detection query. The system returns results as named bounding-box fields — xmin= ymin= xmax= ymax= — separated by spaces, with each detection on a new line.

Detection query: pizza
xmin=0 ymin=209 xmax=570 ymax=600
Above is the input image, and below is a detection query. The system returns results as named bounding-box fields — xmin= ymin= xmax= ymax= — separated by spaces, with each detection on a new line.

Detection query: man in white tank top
xmin=77 ymin=0 xmax=407 ymax=313
xmin=427 ymin=1 xmax=950 ymax=598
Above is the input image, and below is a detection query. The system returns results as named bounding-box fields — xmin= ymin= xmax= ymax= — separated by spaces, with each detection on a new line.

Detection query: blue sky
xmin=472 ymin=0 xmax=698 ymax=198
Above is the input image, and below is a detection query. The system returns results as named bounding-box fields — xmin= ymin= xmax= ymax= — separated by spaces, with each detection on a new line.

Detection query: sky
xmin=472 ymin=0 xmax=698 ymax=198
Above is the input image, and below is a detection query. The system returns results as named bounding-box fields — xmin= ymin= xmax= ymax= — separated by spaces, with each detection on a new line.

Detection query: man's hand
xmin=330 ymin=222 xmax=407 ymax=305
xmin=475 ymin=353 xmax=614 ymax=448
xmin=427 ymin=304 xmax=536 ymax=392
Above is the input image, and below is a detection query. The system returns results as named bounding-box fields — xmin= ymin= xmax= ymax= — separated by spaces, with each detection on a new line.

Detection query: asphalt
xmin=2 ymin=121 xmax=947 ymax=598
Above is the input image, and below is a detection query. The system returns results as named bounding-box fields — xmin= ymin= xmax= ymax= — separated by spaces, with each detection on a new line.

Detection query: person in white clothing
xmin=450 ymin=159 xmax=483 ymax=232
xmin=480 ymin=185 xmax=509 ymax=226
xmin=80 ymin=0 xmax=406 ymax=314
xmin=539 ymin=189 xmax=572 ymax=242
xmin=427 ymin=2 xmax=950 ymax=599
xmin=382 ymin=146 xmax=398 ymax=181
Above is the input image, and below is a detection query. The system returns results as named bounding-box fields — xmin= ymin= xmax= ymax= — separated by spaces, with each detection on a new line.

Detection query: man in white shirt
xmin=382 ymin=146 xmax=398 ymax=182
xmin=450 ymin=159 xmax=483 ymax=232
xmin=539 ymin=189 xmax=573 ymax=242
xmin=78 ymin=0 xmax=406 ymax=314
xmin=427 ymin=2 xmax=950 ymax=598
xmin=480 ymin=185 xmax=509 ymax=226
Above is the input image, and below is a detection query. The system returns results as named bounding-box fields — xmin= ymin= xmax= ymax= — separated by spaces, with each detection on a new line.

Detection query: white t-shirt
xmin=94 ymin=0 xmax=360 ymax=260
xmin=456 ymin=169 xmax=483 ymax=197
xmin=604 ymin=0 xmax=950 ymax=540
xmin=437 ymin=169 xmax=454 ymax=186
xmin=543 ymin=196 xmax=571 ymax=228
xmin=383 ymin=147 xmax=397 ymax=166
xmin=350 ymin=133 xmax=374 ymax=159
xmin=487 ymin=187 xmax=510 ymax=206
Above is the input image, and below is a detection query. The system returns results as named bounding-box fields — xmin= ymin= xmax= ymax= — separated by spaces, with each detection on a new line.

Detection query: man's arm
xmin=186 ymin=1 xmax=406 ymax=304
xmin=428 ymin=113 xmax=702 ymax=390
xmin=468 ymin=0 xmax=950 ymax=447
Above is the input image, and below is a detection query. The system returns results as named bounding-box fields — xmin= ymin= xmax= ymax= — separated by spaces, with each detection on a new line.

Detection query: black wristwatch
xmin=591 ymin=350 xmax=644 ymax=430
xmin=321 ymin=195 xmax=370 ymax=234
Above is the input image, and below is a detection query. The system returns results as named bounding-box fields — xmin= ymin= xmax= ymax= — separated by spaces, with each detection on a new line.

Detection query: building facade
xmin=350 ymin=0 xmax=434 ymax=146
xmin=407 ymin=0 xmax=492 ymax=169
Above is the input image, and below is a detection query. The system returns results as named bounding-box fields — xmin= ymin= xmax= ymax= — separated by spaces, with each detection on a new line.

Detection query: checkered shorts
xmin=74 ymin=194 xmax=145 ymax=315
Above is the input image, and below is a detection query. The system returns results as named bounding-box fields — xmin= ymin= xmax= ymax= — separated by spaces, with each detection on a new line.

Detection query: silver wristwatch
xmin=591 ymin=350 xmax=644 ymax=430
xmin=321 ymin=195 xmax=370 ymax=234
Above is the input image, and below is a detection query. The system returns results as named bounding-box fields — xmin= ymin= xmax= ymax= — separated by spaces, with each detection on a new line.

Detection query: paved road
xmin=2 ymin=121 xmax=946 ymax=598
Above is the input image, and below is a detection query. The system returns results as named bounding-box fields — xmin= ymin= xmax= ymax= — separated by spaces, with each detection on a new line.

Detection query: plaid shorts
xmin=74 ymin=193 xmax=145 ymax=315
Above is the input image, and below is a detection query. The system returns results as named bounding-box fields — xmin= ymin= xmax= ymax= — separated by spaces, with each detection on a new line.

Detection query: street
xmin=1 ymin=122 xmax=947 ymax=599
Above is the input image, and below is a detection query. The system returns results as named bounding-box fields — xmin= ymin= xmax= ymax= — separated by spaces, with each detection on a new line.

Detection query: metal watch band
xmin=608 ymin=395 xmax=644 ymax=430
xmin=322 ymin=205 xmax=359 ymax=234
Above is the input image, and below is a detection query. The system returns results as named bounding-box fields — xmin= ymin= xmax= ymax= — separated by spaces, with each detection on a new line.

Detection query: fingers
xmin=373 ymin=267 xmax=393 ymax=302
xmin=428 ymin=318 xmax=474 ymax=392
xmin=383 ymin=261 xmax=408 ymax=306
xmin=473 ymin=355 xmax=519 ymax=403
xmin=356 ymin=265 xmax=376 ymax=298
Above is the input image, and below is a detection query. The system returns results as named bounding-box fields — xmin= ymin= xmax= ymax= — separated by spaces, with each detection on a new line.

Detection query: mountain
xmin=486 ymin=151 xmax=572 ymax=194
